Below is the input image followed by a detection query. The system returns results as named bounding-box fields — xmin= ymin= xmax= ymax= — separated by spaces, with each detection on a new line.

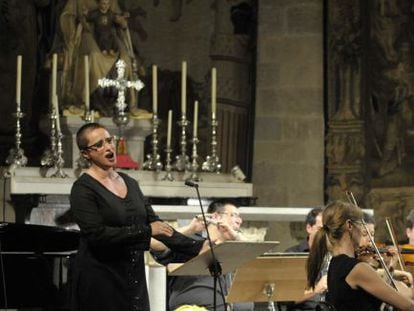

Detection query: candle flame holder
xmin=142 ymin=114 xmax=163 ymax=171
xmin=202 ymin=118 xmax=221 ymax=173
xmin=174 ymin=115 xmax=191 ymax=172
xmin=6 ymin=107 xmax=27 ymax=168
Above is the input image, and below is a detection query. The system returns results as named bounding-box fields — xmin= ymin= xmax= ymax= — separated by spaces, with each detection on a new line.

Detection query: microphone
xmin=184 ymin=180 xmax=198 ymax=188
xmin=185 ymin=179 xmax=225 ymax=311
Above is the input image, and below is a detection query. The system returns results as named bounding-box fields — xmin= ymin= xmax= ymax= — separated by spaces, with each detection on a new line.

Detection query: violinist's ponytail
xmin=307 ymin=226 xmax=328 ymax=289
xmin=307 ymin=200 xmax=363 ymax=289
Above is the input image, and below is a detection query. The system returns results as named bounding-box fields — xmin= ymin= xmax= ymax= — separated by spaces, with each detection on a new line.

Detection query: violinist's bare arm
xmin=347 ymin=262 xmax=414 ymax=311
xmin=297 ymin=275 xmax=327 ymax=303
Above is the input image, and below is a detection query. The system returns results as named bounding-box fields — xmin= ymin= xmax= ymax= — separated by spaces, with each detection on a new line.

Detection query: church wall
xmin=136 ymin=1 xmax=214 ymax=81
xmin=253 ymin=0 xmax=324 ymax=249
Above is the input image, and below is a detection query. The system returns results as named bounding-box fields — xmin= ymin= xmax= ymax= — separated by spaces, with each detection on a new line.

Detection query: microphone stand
xmin=186 ymin=181 xmax=227 ymax=311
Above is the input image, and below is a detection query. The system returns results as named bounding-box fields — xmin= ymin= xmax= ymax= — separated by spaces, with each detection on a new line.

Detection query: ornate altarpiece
xmin=326 ymin=0 xmax=414 ymax=241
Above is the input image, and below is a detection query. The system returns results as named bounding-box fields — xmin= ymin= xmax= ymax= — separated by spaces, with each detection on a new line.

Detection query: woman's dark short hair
xmin=76 ymin=122 xmax=106 ymax=150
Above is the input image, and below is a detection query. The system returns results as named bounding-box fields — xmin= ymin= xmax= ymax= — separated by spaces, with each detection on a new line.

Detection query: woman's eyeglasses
xmin=84 ymin=136 xmax=115 ymax=151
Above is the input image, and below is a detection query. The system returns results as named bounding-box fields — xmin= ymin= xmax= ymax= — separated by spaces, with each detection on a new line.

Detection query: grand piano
xmin=0 ymin=222 xmax=79 ymax=310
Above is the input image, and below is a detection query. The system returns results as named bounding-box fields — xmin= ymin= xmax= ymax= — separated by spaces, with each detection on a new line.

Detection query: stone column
xmin=209 ymin=1 xmax=254 ymax=173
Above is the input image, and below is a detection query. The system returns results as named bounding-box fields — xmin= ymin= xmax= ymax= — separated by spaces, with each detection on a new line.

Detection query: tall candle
xmin=211 ymin=67 xmax=217 ymax=119
xmin=193 ymin=101 xmax=198 ymax=138
xmin=181 ymin=61 xmax=187 ymax=117
xmin=152 ymin=65 xmax=158 ymax=114
xmin=167 ymin=109 xmax=172 ymax=147
xmin=84 ymin=55 xmax=90 ymax=112
xmin=52 ymin=53 xmax=57 ymax=97
xmin=16 ymin=55 xmax=22 ymax=107
xmin=53 ymin=94 xmax=61 ymax=134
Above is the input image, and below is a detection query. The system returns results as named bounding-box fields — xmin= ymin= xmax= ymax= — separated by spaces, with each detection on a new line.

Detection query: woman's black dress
xmin=69 ymin=172 xmax=202 ymax=311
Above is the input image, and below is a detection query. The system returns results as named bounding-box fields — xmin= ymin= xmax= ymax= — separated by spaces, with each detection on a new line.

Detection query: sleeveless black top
xmin=326 ymin=254 xmax=382 ymax=311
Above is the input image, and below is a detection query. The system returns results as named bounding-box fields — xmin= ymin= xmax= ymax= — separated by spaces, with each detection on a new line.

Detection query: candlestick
xmin=53 ymin=94 xmax=61 ymax=134
xmin=167 ymin=109 xmax=172 ymax=147
xmin=142 ymin=114 xmax=163 ymax=171
xmin=84 ymin=55 xmax=90 ymax=112
xmin=181 ymin=61 xmax=187 ymax=117
xmin=193 ymin=101 xmax=198 ymax=138
xmin=152 ymin=65 xmax=158 ymax=114
xmin=211 ymin=67 xmax=217 ymax=119
xmin=6 ymin=76 xmax=27 ymax=169
xmin=16 ymin=55 xmax=22 ymax=107
xmin=52 ymin=53 xmax=57 ymax=98
xmin=202 ymin=118 xmax=221 ymax=173
xmin=173 ymin=115 xmax=191 ymax=172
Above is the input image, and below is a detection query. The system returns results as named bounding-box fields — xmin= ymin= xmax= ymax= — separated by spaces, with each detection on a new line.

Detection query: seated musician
xmin=285 ymin=208 xmax=327 ymax=311
xmin=308 ymin=201 xmax=414 ymax=311
xmin=151 ymin=199 xmax=254 ymax=311
xmin=286 ymin=207 xmax=323 ymax=253
xmin=406 ymin=210 xmax=414 ymax=247
xmin=357 ymin=213 xmax=414 ymax=287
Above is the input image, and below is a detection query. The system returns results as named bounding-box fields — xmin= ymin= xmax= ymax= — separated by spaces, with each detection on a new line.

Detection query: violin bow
xmin=345 ymin=191 xmax=398 ymax=290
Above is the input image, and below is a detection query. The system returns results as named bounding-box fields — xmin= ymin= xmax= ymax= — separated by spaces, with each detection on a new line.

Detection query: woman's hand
xmin=150 ymin=221 xmax=173 ymax=237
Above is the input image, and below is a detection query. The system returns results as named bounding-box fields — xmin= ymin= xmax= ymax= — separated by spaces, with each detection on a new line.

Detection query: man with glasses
xmin=151 ymin=199 xmax=253 ymax=311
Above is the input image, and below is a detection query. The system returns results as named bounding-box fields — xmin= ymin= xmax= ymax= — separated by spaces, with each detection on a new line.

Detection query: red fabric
xmin=116 ymin=154 xmax=140 ymax=169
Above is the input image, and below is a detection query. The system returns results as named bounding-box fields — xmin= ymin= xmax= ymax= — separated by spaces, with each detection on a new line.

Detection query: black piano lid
xmin=0 ymin=222 xmax=79 ymax=253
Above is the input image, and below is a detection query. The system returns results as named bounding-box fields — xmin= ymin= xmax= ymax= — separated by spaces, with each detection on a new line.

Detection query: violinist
xmin=405 ymin=209 xmax=414 ymax=247
xmin=307 ymin=200 xmax=414 ymax=311
xmin=400 ymin=209 xmax=414 ymax=267
xmin=356 ymin=213 xmax=414 ymax=287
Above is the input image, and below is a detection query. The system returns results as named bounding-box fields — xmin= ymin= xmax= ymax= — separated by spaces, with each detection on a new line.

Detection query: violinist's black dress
xmin=326 ymin=254 xmax=382 ymax=311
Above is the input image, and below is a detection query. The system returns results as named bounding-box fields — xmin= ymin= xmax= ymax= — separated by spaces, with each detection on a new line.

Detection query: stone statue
xmin=59 ymin=0 xmax=147 ymax=117
xmin=84 ymin=0 xmax=129 ymax=56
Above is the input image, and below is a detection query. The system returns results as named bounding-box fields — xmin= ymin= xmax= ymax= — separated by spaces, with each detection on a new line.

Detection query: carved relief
xmin=365 ymin=189 xmax=411 ymax=242
xmin=368 ymin=0 xmax=414 ymax=178
xmin=326 ymin=0 xmax=364 ymax=202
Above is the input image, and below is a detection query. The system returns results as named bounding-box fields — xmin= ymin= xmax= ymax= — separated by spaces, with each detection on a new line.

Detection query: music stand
xmin=226 ymin=254 xmax=308 ymax=311
xmin=168 ymin=241 xmax=280 ymax=276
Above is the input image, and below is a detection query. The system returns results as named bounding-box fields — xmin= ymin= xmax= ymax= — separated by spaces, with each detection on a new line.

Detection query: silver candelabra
xmin=142 ymin=114 xmax=163 ymax=171
xmin=187 ymin=136 xmax=201 ymax=182
xmin=174 ymin=115 xmax=191 ymax=171
xmin=162 ymin=147 xmax=174 ymax=181
xmin=40 ymin=112 xmax=57 ymax=168
xmin=202 ymin=118 xmax=221 ymax=173
xmin=6 ymin=106 xmax=27 ymax=168
xmin=50 ymin=131 xmax=68 ymax=178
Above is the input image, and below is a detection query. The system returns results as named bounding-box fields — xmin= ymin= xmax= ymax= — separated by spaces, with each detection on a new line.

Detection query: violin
xmin=355 ymin=246 xmax=382 ymax=269
xmin=398 ymin=244 xmax=414 ymax=266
